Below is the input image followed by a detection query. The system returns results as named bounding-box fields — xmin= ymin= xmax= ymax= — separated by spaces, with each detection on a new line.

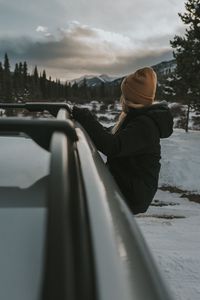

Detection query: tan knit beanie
xmin=121 ymin=67 xmax=157 ymax=108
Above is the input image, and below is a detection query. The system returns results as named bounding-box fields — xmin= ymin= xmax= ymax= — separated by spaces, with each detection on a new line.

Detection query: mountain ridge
xmin=70 ymin=59 xmax=176 ymax=87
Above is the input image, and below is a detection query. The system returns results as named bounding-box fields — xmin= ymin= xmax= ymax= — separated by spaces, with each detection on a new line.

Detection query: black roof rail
xmin=0 ymin=102 xmax=71 ymax=117
xmin=0 ymin=118 xmax=78 ymax=150
xmin=42 ymin=130 xmax=96 ymax=300
xmin=42 ymin=131 xmax=76 ymax=300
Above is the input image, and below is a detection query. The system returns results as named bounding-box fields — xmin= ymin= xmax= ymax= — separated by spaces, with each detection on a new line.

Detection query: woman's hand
xmin=72 ymin=106 xmax=92 ymax=122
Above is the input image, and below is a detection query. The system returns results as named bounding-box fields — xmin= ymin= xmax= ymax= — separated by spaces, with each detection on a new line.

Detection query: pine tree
xmin=31 ymin=66 xmax=41 ymax=99
xmin=23 ymin=61 xmax=28 ymax=89
xmin=3 ymin=53 xmax=12 ymax=101
xmin=18 ymin=62 xmax=24 ymax=94
xmin=40 ymin=70 xmax=47 ymax=99
xmin=0 ymin=61 xmax=3 ymax=99
xmin=33 ymin=66 xmax=39 ymax=85
xmin=169 ymin=0 xmax=200 ymax=132
xmin=13 ymin=63 xmax=20 ymax=99
xmin=4 ymin=53 xmax=10 ymax=72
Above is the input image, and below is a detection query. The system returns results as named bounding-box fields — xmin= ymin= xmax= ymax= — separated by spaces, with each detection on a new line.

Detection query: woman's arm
xmin=72 ymin=106 xmax=155 ymax=157
xmin=73 ymin=106 xmax=120 ymax=155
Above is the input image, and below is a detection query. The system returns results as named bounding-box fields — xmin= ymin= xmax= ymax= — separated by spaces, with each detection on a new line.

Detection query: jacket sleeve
xmin=72 ymin=106 xmax=155 ymax=157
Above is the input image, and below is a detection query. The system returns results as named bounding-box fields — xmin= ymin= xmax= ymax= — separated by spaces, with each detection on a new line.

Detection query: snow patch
xmin=137 ymin=189 xmax=200 ymax=300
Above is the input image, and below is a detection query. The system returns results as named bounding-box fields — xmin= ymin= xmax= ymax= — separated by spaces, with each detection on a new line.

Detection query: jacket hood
xmin=146 ymin=101 xmax=173 ymax=138
xmin=128 ymin=100 xmax=174 ymax=138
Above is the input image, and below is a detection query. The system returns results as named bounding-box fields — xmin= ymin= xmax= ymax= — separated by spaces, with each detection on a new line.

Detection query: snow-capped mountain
xmin=152 ymin=59 xmax=176 ymax=76
xmin=99 ymin=74 xmax=118 ymax=82
xmin=70 ymin=59 xmax=176 ymax=87
xmin=70 ymin=74 xmax=119 ymax=87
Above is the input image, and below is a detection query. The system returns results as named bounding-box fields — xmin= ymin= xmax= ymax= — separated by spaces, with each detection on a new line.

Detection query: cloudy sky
xmin=0 ymin=0 xmax=186 ymax=80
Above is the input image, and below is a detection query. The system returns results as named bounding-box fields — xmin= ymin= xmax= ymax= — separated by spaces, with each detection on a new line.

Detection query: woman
xmin=72 ymin=67 xmax=173 ymax=214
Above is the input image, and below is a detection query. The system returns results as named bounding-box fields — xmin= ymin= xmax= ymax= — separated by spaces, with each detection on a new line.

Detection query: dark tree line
xmin=69 ymin=79 xmax=121 ymax=103
xmin=0 ymin=53 xmax=70 ymax=102
xmin=0 ymin=53 xmax=121 ymax=103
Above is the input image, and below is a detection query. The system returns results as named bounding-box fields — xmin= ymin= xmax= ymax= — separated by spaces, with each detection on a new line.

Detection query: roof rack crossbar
xmin=0 ymin=118 xmax=78 ymax=150
xmin=0 ymin=102 xmax=71 ymax=117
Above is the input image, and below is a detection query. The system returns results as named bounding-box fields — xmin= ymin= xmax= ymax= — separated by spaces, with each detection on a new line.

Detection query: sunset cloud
xmin=0 ymin=0 xmax=186 ymax=80
xmin=0 ymin=22 xmax=174 ymax=80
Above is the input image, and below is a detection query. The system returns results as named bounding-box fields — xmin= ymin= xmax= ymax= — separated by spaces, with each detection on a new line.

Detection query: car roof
xmin=0 ymin=135 xmax=49 ymax=300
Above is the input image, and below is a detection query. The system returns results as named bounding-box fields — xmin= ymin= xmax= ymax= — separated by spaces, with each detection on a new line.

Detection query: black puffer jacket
xmin=72 ymin=101 xmax=173 ymax=214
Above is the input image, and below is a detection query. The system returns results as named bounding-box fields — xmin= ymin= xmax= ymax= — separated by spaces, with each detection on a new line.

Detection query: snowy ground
xmin=136 ymin=129 xmax=200 ymax=300
xmin=159 ymin=129 xmax=200 ymax=193
xmin=136 ymin=190 xmax=200 ymax=300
